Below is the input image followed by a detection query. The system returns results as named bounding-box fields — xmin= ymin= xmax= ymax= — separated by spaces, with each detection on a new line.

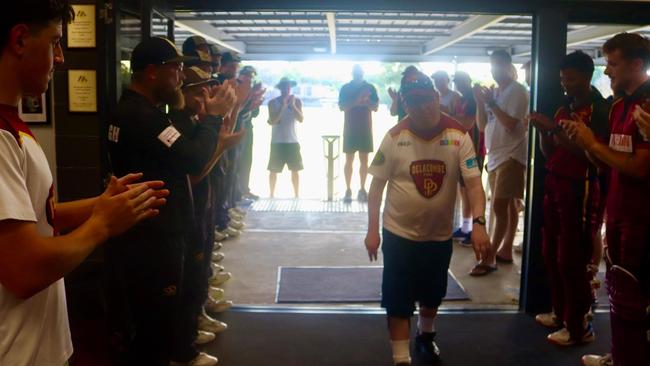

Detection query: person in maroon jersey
xmin=528 ymin=51 xmax=610 ymax=347
xmin=563 ymin=33 xmax=650 ymax=366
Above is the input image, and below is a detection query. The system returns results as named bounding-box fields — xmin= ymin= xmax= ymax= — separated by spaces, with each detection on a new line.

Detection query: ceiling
xmin=138 ymin=10 xmax=650 ymax=62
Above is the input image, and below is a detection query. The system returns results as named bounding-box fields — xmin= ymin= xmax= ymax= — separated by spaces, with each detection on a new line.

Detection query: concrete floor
xmin=219 ymin=206 xmax=523 ymax=310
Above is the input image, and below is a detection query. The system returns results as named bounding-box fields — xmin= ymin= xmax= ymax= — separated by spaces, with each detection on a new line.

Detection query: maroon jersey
xmin=546 ymin=90 xmax=610 ymax=180
xmin=606 ymin=81 xmax=650 ymax=223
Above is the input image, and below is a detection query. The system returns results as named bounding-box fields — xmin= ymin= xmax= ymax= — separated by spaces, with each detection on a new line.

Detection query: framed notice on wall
xmin=18 ymin=87 xmax=51 ymax=124
xmin=68 ymin=70 xmax=97 ymax=112
xmin=67 ymin=4 xmax=96 ymax=48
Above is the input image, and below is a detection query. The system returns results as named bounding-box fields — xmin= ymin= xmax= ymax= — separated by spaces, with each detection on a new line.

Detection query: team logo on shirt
xmin=609 ymin=134 xmax=633 ymax=153
xmin=410 ymin=160 xmax=446 ymax=198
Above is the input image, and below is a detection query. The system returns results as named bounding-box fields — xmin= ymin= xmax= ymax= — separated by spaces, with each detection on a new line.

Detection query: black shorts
xmin=268 ymin=143 xmax=303 ymax=172
xmin=381 ymin=229 xmax=453 ymax=318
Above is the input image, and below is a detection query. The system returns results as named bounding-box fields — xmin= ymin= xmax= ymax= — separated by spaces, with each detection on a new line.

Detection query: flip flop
xmin=469 ymin=263 xmax=498 ymax=277
xmin=496 ymin=255 xmax=514 ymax=264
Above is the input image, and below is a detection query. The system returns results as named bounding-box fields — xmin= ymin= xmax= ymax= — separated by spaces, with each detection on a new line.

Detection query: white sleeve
xmin=368 ymin=133 xmax=394 ymax=181
xmin=459 ymin=133 xmax=481 ymax=180
xmin=0 ymin=132 xmax=36 ymax=222
xmin=504 ymin=85 xmax=530 ymax=127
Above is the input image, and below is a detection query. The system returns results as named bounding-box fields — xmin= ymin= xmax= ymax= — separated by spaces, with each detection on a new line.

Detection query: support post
xmin=520 ymin=7 xmax=568 ymax=314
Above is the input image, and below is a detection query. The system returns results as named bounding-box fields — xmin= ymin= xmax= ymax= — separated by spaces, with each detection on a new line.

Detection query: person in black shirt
xmin=106 ymin=37 xmax=225 ymax=366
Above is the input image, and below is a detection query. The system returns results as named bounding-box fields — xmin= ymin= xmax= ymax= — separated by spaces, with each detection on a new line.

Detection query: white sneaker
xmin=547 ymin=326 xmax=594 ymax=346
xmin=205 ymin=299 xmax=233 ymax=313
xmin=228 ymin=212 xmax=245 ymax=222
xmin=229 ymin=207 xmax=246 ymax=217
xmin=208 ymin=286 xmax=224 ymax=300
xmin=211 ymin=262 xmax=225 ymax=274
xmin=198 ymin=312 xmax=228 ymax=334
xmin=229 ymin=220 xmax=245 ymax=230
xmin=581 ymin=354 xmax=613 ymax=366
xmin=223 ymin=227 xmax=241 ymax=238
xmin=171 ymin=352 xmax=219 ymax=366
xmin=214 ymin=230 xmax=228 ymax=241
xmin=211 ymin=252 xmax=225 ymax=263
xmin=193 ymin=330 xmax=216 ymax=345
xmin=535 ymin=312 xmax=561 ymax=328
xmin=208 ymin=271 xmax=232 ymax=287
xmin=213 ymin=242 xmax=222 ymax=251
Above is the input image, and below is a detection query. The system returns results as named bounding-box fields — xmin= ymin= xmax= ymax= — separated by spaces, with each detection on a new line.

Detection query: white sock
xmin=461 ymin=218 xmax=472 ymax=233
xmin=391 ymin=340 xmax=411 ymax=364
xmin=418 ymin=316 xmax=436 ymax=334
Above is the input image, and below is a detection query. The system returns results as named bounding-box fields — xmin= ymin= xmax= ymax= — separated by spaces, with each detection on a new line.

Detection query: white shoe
xmin=223 ymin=227 xmax=241 ymax=238
xmin=547 ymin=326 xmax=594 ymax=346
xmin=228 ymin=212 xmax=245 ymax=221
xmin=535 ymin=312 xmax=561 ymax=328
xmin=171 ymin=352 xmax=219 ymax=366
xmin=198 ymin=312 xmax=228 ymax=334
xmin=208 ymin=287 xmax=224 ymax=300
xmin=229 ymin=220 xmax=245 ymax=230
xmin=211 ymin=252 xmax=225 ymax=263
xmin=229 ymin=207 xmax=246 ymax=217
xmin=205 ymin=299 xmax=233 ymax=313
xmin=193 ymin=330 xmax=216 ymax=345
xmin=209 ymin=271 xmax=232 ymax=287
xmin=581 ymin=354 xmax=613 ymax=366
xmin=213 ymin=242 xmax=222 ymax=251
xmin=513 ymin=242 xmax=523 ymax=254
xmin=214 ymin=230 xmax=228 ymax=241
xmin=211 ymin=262 xmax=225 ymax=273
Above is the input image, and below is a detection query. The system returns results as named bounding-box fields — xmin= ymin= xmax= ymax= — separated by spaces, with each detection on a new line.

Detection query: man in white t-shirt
xmin=267 ymin=77 xmax=304 ymax=198
xmin=472 ymin=50 xmax=530 ymax=276
xmin=366 ymin=73 xmax=490 ymax=366
xmin=0 ymin=2 xmax=168 ymax=365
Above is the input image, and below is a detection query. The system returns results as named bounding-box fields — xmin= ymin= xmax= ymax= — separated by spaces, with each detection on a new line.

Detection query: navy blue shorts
xmin=381 ymin=229 xmax=453 ymax=318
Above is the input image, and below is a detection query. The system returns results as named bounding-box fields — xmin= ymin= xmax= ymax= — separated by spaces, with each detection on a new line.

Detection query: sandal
xmin=469 ymin=263 xmax=498 ymax=277
xmin=496 ymin=255 xmax=514 ymax=264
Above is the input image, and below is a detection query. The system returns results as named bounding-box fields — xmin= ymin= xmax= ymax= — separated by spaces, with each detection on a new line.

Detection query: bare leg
xmin=344 ymin=153 xmax=355 ymax=191
xmin=269 ymin=172 xmax=277 ymax=199
xmin=388 ymin=317 xmax=411 ymax=341
xmin=291 ymin=170 xmax=300 ymax=198
xmin=418 ymin=306 xmax=438 ymax=333
xmin=497 ymin=198 xmax=518 ymax=260
xmin=487 ymin=197 xmax=510 ymax=264
xmin=359 ymin=152 xmax=369 ymax=191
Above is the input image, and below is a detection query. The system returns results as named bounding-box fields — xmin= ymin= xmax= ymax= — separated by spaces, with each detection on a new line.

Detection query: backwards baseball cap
xmin=130 ymin=37 xmax=197 ymax=72
xmin=221 ymin=52 xmax=242 ymax=65
xmin=401 ymin=72 xmax=436 ymax=106
xmin=182 ymin=66 xmax=220 ymax=89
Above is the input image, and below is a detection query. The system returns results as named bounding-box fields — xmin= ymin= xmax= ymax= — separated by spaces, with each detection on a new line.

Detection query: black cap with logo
xmin=182 ymin=36 xmax=218 ymax=67
xmin=131 ymin=37 xmax=197 ymax=72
